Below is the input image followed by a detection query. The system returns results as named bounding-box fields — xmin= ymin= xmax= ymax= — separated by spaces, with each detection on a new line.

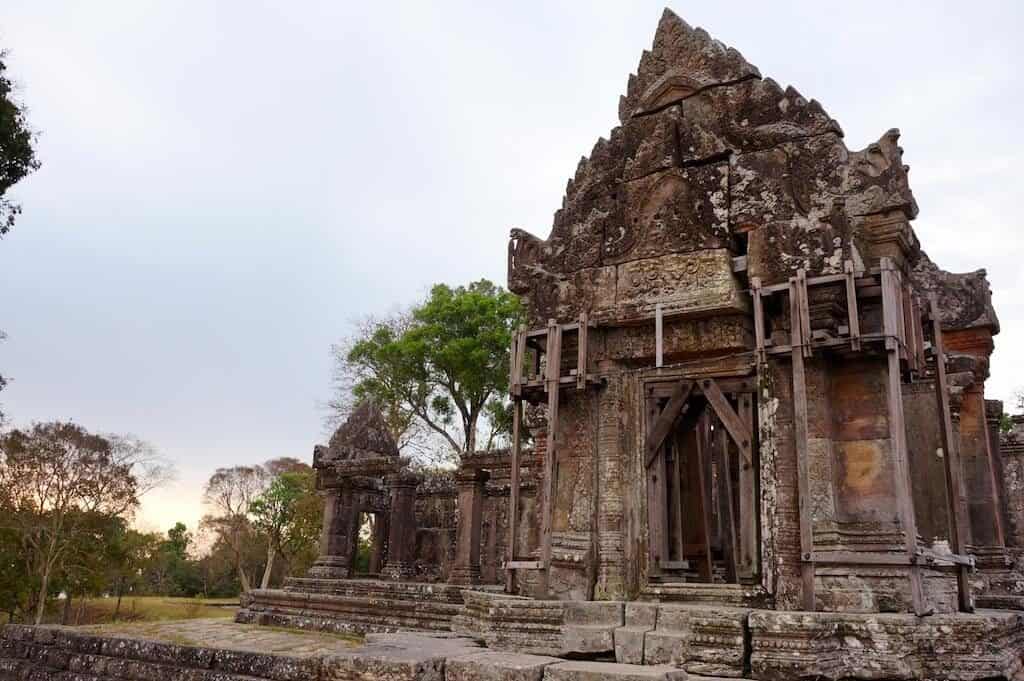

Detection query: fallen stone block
xmin=446 ymin=651 xmax=560 ymax=681
xmin=614 ymin=603 xmax=658 ymax=664
xmin=642 ymin=605 xmax=688 ymax=666
xmin=543 ymin=661 xmax=687 ymax=681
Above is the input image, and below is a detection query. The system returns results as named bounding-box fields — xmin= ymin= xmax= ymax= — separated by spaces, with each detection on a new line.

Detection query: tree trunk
xmin=260 ymin=545 xmax=277 ymax=590
xmin=61 ymin=593 xmax=72 ymax=625
xmin=33 ymin=567 xmax=51 ymax=625
xmin=238 ymin=563 xmax=252 ymax=594
xmin=465 ymin=412 xmax=478 ymax=453
xmin=75 ymin=597 xmax=85 ymax=625
xmin=113 ymin=577 xmax=124 ymax=620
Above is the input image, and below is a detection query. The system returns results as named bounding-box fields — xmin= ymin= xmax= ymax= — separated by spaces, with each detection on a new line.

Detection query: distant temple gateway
xmin=236 ymin=8 xmax=1024 ymax=679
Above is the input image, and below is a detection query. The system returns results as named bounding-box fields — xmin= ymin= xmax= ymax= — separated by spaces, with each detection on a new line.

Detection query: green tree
xmin=0 ymin=423 xmax=166 ymax=624
xmin=249 ymin=467 xmax=321 ymax=589
xmin=0 ymin=50 xmax=40 ymax=235
xmin=0 ymin=518 xmax=32 ymax=623
xmin=108 ymin=527 xmax=161 ymax=617
xmin=332 ymin=280 xmax=520 ymax=461
xmin=145 ymin=523 xmax=202 ymax=597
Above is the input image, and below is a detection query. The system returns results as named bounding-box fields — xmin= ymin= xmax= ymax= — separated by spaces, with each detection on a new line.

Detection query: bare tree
xmin=201 ymin=466 xmax=268 ymax=594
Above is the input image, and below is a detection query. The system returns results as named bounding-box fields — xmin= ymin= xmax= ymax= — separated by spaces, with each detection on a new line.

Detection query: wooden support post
xmin=738 ymin=392 xmax=757 ymax=579
xmin=902 ymin=283 xmax=919 ymax=373
xmin=646 ymin=396 xmax=663 ymax=578
xmin=655 ymin=303 xmax=664 ymax=368
xmin=912 ymin=295 xmax=927 ymax=373
xmin=694 ymin=413 xmax=714 ymax=581
xmin=929 ymin=294 xmax=974 ymax=612
xmin=671 ymin=438 xmax=685 ymax=564
xmin=654 ymin=431 xmax=671 ymax=570
xmin=539 ymin=320 xmax=562 ymax=597
xmin=509 ymin=331 xmax=518 ymax=398
xmin=577 ymin=312 xmax=589 ymax=391
xmin=513 ymin=326 xmax=526 ymax=397
xmin=789 ymin=278 xmax=816 ymax=610
xmin=506 ymin=398 xmax=522 ymax=593
xmin=796 ymin=269 xmax=812 ymax=359
xmin=844 ymin=260 xmax=861 ymax=351
xmin=881 ymin=260 xmax=927 ymax=615
xmin=716 ymin=422 xmax=739 ymax=582
xmin=751 ymin=277 xmax=766 ymax=365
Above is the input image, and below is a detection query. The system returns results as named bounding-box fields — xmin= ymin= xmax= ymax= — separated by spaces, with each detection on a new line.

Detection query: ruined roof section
xmin=911 ymin=251 xmax=1000 ymax=334
xmin=326 ymin=400 xmax=400 ymax=460
xmin=508 ymin=8 xmax=930 ymax=324
xmin=619 ymin=9 xmax=760 ymax=122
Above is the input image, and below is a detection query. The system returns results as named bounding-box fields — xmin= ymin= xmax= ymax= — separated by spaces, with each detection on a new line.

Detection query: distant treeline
xmin=0 ymin=421 xmax=321 ymax=625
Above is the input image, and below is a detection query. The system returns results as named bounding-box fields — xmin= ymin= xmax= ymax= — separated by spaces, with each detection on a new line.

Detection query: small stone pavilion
xmin=242 ymin=9 xmax=1024 ymax=679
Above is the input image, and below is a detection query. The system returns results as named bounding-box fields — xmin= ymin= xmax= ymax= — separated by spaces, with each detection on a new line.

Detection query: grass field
xmin=1 ymin=596 xmax=239 ymax=627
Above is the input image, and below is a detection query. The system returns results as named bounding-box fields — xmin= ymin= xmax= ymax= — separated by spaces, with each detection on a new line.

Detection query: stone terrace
xmin=0 ymin=618 xmax=721 ymax=681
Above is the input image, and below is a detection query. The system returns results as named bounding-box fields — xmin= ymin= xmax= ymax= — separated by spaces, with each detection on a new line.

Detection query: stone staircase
xmin=239 ymin=585 xmax=462 ymax=634
xmin=237 ymin=578 xmax=509 ymax=635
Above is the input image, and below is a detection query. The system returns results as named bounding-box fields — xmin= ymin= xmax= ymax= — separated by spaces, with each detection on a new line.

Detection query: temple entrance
xmin=352 ymin=511 xmax=385 ymax=577
xmin=645 ymin=377 xmax=758 ymax=584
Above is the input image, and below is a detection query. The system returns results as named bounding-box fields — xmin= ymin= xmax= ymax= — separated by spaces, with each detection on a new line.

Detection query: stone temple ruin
xmin=4 ymin=9 xmax=1024 ymax=681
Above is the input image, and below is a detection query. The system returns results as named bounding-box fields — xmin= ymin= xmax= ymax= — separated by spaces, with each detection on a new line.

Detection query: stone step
xmin=282 ymin=578 xmax=469 ymax=604
xmin=446 ymin=651 xmax=562 ymax=681
xmin=543 ymin=661 xmax=687 ymax=681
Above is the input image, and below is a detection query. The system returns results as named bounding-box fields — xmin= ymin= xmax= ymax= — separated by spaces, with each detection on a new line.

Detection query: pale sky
xmin=1 ymin=1 xmax=1021 ymax=535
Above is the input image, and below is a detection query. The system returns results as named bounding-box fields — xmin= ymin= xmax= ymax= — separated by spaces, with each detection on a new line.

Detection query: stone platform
xmin=4 ymin=609 xmax=1024 ymax=680
xmin=0 ymin=619 xmax=711 ymax=681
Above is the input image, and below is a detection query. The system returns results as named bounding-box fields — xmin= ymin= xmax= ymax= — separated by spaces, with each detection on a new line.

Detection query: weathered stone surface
xmin=445 ymin=651 xmax=560 ymax=681
xmin=616 ymin=249 xmax=748 ymax=321
xmin=544 ymin=661 xmax=687 ymax=681
xmin=749 ymin=609 xmax=1024 ymax=681
xmin=619 ymin=9 xmax=760 ymax=122
xmin=912 ymin=250 xmax=999 ymax=333
xmin=322 ymin=399 xmax=400 ymax=462
xmin=609 ymin=165 xmax=730 ymax=264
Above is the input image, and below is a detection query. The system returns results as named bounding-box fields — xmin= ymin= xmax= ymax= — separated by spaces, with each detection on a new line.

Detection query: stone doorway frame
xmin=351 ymin=510 xmax=387 ymax=577
xmin=644 ymin=376 xmax=758 ymax=586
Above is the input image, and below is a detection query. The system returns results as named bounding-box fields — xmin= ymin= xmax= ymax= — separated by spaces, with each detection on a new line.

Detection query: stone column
xmin=1002 ymin=416 xmax=1024 ymax=551
xmin=449 ymin=468 xmax=490 ymax=585
xmin=308 ymin=483 xmax=355 ymax=579
xmin=381 ymin=470 xmax=420 ymax=581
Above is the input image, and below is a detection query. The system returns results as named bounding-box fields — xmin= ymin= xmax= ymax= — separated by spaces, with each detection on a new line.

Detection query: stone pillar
xmin=1002 ymin=416 xmax=1024 ymax=551
xmin=381 ymin=470 xmax=420 ymax=581
xmin=449 ymin=468 xmax=490 ymax=585
xmin=308 ymin=483 xmax=355 ymax=579
xmin=595 ymin=375 xmax=626 ymax=600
